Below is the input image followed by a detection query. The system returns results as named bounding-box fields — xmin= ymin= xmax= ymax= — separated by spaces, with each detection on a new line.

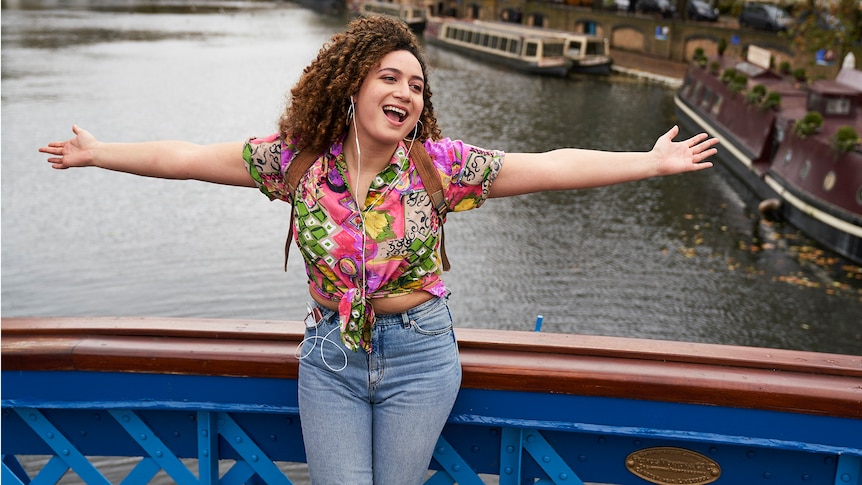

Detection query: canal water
xmin=2 ymin=0 xmax=860 ymax=482
xmin=3 ymin=0 xmax=861 ymax=353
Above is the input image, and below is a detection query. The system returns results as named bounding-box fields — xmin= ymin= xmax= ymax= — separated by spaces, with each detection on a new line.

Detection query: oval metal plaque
xmin=626 ymin=447 xmax=721 ymax=485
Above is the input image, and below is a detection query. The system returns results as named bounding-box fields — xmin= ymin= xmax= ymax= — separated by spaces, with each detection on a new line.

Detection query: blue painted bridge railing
xmin=3 ymin=316 xmax=862 ymax=484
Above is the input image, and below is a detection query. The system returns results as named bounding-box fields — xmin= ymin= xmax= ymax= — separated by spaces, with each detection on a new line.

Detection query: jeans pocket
xmin=305 ymin=304 xmax=336 ymax=332
xmin=409 ymin=304 xmax=454 ymax=336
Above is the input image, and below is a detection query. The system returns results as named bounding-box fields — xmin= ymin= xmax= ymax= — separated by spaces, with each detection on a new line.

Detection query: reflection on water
xmin=2 ymin=0 xmax=860 ymax=360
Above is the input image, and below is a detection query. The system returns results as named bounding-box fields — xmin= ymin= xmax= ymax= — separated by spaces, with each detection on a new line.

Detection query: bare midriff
xmin=309 ymin=286 xmax=435 ymax=315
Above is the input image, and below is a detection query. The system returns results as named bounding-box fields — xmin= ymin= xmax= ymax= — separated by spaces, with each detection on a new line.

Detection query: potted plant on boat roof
xmin=720 ymin=67 xmax=737 ymax=84
xmin=709 ymin=60 xmax=721 ymax=75
xmin=745 ymin=84 xmax=767 ymax=105
xmin=831 ymin=125 xmax=860 ymax=154
xmin=729 ymin=72 xmax=748 ymax=94
xmin=761 ymin=91 xmax=781 ymax=111
xmin=793 ymin=111 xmax=824 ymax=139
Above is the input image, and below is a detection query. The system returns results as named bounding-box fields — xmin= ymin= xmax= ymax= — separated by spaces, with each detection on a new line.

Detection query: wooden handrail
xmin=3 ymin=317 xmax=861 ymax=419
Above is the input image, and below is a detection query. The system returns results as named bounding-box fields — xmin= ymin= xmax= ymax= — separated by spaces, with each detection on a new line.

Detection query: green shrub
xmin=832 ymin=125 xmax=860 ymax=153
xmin=794 ymin=111 xmax=823 ymax=139
xmin=729 ymin=73 xmax=748 ymax=93
xmin=709 ymin=60 xmax=721 ymax=74
xmin=761 ymin=91 xmax=781 ymax=110
xmin=720 ymin=67 xmax=737 ymax=84
xmin=745 ymin=89 xmax=763 ymax=104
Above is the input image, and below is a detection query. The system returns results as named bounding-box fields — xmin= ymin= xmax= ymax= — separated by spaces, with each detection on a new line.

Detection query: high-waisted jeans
xmin=297 ymin=295 xmax=462 ymax=485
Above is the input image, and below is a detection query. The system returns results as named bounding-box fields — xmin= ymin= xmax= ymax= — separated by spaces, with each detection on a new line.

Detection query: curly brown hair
xmin=279 ymin=15 xmax=442 ymax=156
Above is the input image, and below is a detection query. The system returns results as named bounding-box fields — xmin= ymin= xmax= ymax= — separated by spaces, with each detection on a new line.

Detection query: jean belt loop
xmin=400 ymin=309 xmax=412 ymax=329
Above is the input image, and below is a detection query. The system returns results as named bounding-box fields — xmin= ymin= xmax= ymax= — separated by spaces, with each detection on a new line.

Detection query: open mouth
xmin=383 ymin=105 xmax=407 ymax=123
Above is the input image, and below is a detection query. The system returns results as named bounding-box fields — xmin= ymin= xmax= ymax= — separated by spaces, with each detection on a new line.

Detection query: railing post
xmin=198 ymin=411 xmax=219 ymax=484
xmin=499 ymin=427 xmax=524 ymax=485
xmin=835 ymin=454 xmax=861 ymax=485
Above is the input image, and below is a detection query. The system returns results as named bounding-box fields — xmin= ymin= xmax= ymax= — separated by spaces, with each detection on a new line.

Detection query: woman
xmin=40 ymin=15 xmax=717 ymax=485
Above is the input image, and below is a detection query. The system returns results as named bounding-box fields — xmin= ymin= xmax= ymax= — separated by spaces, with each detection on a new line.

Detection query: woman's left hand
xmin=652 ymin=125 xmax=718 ymax=176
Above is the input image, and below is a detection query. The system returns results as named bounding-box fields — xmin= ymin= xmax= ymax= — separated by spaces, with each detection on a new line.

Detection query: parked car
xmin=687 ymin=0 xmax=719 ymax=21
xmin=638 ymin=0 xmax=675 ymax=18
xmin=738 ymin=3 xmax=793 ymax=31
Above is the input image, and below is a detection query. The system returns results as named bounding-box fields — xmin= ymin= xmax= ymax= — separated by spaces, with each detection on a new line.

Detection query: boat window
xmin=481 ymin=34 xmax=490 ymax=47
xmin=500 ymin=38 xmax=509 ymax=52
xmin=568 ymin=41 xmax=582 ymax=57
xmin=800 ymin=160 xmax=811 ymax=180
xmin=823 ymin=171 xmax=836 ymax=191
xmin=544 ymin=42 xmax=564 ymax=58
xmin=692 ymin=81 xmax=703 ymax=104
xmin=490 ymin=36 xmax=499 ymax=49
xmin=711 ymin=94 xmax=723 ymax=116
xmin=525 ymin=42 xmax=538 ymax=57
xmin=510 ymin=40 xmax=520 ymax=54
xmin=586 ymin=41 xmax=604 ymax=56
xmin=680 ymin=77 xmax=692 ymax=99
xmin=825 ymin=97 xmax=852 ymax=116
xmin=700 ymin=88 xmax=713 ymax=109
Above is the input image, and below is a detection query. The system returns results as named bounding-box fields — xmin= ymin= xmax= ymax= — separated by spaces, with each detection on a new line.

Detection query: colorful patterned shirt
xmin=243 ymin=134 xmax=504 ymax=352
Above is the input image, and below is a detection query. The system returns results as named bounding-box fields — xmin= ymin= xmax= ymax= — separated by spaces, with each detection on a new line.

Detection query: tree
xmin=788 ymin=0 xmax=862 ymax=64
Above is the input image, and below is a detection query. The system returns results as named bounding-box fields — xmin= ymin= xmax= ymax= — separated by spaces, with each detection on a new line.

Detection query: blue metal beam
xmin=13 ymin=408 xmax=111 ymax=485
xmin=215 ymin=412 xmax=294 ymax=485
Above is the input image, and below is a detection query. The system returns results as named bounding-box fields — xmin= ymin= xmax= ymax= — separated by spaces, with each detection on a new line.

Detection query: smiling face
xmin=351 ymin=49 xmax=425 ymax=152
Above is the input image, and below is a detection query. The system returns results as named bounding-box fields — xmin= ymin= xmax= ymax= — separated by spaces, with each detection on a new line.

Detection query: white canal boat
xmin=424 ymin=17 xmax=571 ymax=77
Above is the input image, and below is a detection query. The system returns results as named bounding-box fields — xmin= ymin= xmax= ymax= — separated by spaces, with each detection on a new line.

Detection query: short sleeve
xmin=242 ymin=133 xmax=292 ymax=202
xmin=423 ymin=138 xmax=504 ymax=213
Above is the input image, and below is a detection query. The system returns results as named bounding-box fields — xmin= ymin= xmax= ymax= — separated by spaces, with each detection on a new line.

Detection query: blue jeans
xmin=297 ymin=296 xmax=462 ymax=485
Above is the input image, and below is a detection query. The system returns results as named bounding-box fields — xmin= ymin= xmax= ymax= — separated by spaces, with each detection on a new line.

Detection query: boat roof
xmin=836 ymin=67 xmax=862 ymax=90
xmin=443 ymin=19 xmax=567 ymax=41
xmin=476 ymin=20 xmax=607 ymax=41
xmin=810 ymin=79 xmax=861 ymax=96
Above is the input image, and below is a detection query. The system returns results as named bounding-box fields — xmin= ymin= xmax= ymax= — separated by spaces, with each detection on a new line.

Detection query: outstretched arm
xmin=39 ymin=125 xmax=257 ymax=187
xmin=489 ymin=125 xmax=718 ymax=198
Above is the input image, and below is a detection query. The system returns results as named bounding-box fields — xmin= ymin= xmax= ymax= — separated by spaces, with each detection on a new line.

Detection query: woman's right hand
xmin=39 ymin=125 xmax=97 ymax=169
xmin=38 ymin=125 xmax=254 ymax=186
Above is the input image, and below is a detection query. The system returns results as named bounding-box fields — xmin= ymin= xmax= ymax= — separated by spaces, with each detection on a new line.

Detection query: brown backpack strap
xmin=282 ymin=143 xmax=451 ymax=272
xmin=283 ymin=150 xmax=320 ymax=271
xmin=409 ymin=142 xmax=451 ymax=272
